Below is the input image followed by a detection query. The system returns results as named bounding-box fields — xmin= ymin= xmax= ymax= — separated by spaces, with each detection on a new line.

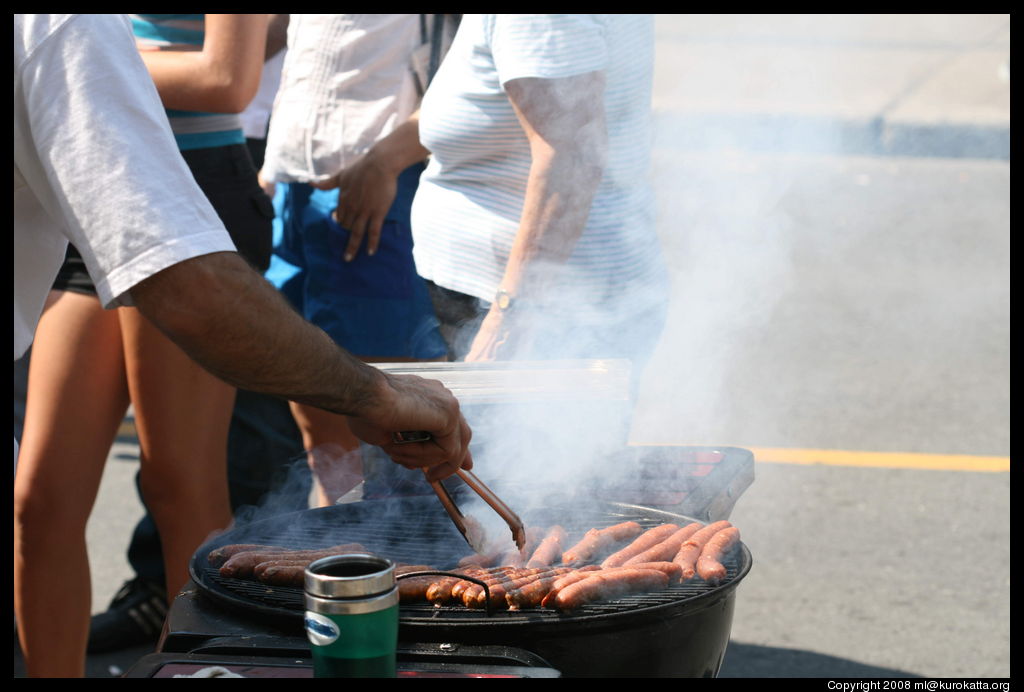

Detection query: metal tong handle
xmin=423 ymin=470 xmax=473 ymax=545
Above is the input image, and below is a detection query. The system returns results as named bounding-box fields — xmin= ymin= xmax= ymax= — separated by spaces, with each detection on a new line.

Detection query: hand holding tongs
xmin=393 ymin=431 xmax=526 ymax=552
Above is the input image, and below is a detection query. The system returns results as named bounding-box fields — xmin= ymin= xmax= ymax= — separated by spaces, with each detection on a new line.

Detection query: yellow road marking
xmin=630 ymin=443 xmax=1009 ymax=472
xmin=746 ymin=447 xmax=1009 ymax=472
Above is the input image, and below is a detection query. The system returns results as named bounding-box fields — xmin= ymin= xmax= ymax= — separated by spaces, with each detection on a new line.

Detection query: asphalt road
xmin=638 ymin=150 xmax=1010 ymax=678
xmin=14 ymin=14 xmax=1009 ymax=679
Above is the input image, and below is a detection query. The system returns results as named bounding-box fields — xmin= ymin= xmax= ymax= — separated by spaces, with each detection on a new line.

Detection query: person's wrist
xmin=493 ymin=287 xmax=514 ymax=313
xmin=348 ymin=363 xmax=393 ymax=421
xmin=363 ymin=142 xmax=406 ymax=178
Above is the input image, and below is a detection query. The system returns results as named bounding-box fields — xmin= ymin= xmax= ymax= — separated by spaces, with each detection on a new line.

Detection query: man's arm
xmin=130 ymin=251 xmax=471 ymax=480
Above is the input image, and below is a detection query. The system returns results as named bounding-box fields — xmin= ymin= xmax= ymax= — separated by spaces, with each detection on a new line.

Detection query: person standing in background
xmin=411 ymin=14 xmax=669 ymax=384
xmin=261 ymin=14 xmax=458 ymax=505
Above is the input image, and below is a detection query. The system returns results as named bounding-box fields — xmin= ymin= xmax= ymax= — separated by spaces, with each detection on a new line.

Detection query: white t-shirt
xmin=261 ymin=14 xmax=423 ymax=183
xmin=411 ymin=14 xmax=668 ymax=322
xmin=13 ymin=14 xmax=237 ymax=361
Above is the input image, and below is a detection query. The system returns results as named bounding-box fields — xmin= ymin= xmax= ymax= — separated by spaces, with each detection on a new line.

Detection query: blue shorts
xmin=273 ymin=164 xmax=447 ymax=360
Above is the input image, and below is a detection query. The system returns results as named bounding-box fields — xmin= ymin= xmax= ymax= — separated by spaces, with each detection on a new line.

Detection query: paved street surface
xmin=14 ymin=14 xmax=1009 ymax=679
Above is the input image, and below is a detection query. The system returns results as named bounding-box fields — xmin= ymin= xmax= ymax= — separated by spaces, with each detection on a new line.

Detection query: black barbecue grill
xmin=139 ymin=362 xmax=755 ymax=678
xmin=162 ymin=447 xmax=752 ymax=678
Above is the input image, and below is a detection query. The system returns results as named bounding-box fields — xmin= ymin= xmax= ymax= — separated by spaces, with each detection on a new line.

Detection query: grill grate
xmin=192 ymin=496 xmax=747 ymax=624
xmin=200 ymin=557 xmax=742 ymax=623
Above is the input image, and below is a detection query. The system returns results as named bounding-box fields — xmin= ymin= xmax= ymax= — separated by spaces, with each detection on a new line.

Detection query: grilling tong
xmin=393 ymin=431 xmax=527 ymax=553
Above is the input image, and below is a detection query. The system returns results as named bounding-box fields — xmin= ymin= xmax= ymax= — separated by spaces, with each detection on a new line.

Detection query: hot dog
xmin=398 ymin=575 xmax=436 ymax=602
xmin=526 ymin=526 xmax=567 ymax=568
xmin=459 ymin=567 xmax=545 ymax=608
xmin=425 ymin=576 xmax=461 ymax=606
xmin=539 ymin=567 xmax=604 ymax=609
xmin=253 ymin=561 xmax=433 ymax=588
xmin=695 ymin=526 xmax=740 ymax=585
xmin=561 ymin=521 xmax=643 ymax=566
xmin=622 ymin=522 xmax=702 ymax=566
xmin=425 ymin=566 xmax=502 ymax=606
xmin=451 ymin=566 xmax=519 ymax=603
xmin=624 ymin=561 xmax=684 ymax=584
xmin=219 ymin=543 xmax=365 ymax=579
xmin=550 ymin=568 xmax=669 ymax=611
xmin=672 ymin=521 xmax=732 ymax=581
xmin=501 ymin=567 xmax=580 ymax=610
xmin=207 ymin=544 xmax=288 ymax=566
xmin=472 ymin=566 xmax=574 ymax=609
xmin=497 ymin=526 xmax=545 ymax=567
xmin=601 ymin=523 xmax=680 ymax=568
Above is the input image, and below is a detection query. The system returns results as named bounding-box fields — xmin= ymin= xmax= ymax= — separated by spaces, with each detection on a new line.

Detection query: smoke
xmin=222 ymin=15 xmax=1010 ymax=561
xmin=230 ymin=453 xmax=313 ymax=529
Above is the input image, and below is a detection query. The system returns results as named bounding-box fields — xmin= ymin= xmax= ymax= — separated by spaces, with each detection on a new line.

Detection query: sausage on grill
xmin=622 ymin=522 xmax=702 ymax=566
xmin=624 ymin=561 xmax=684 ymax=584
xmin=207 ymin=544 xmax=288 ymax=566
xmin=695 ymin=527 xmax=740 ymax=585
xmin=452 ymin=566 xmax=520 ymax=604
xmin=550 ymin=568 xmax=669 ymax=611
xmin=496 ymin=526 xmax=545 ymax=568
xmin=672 ymin=521 xmax=732 ymax=581
xmin=601 ymin=523 xmax=680 ymax=569
xmin=539 ymin=567 xmax=604 ymax=609
xmin=219 ymin=544 xmax=365 ymax=578
xmin=526 ymin=526 xmax=567 ymax=568
xmin=425 ymin=566 xmax=496 ymax=606
xmin=561 ymin=521 xmax=643 ymax=566
xmin=459 ymin=567 xmax=547 ymax=608
xmin=392 ymin=566 xmax=444 ymax=602
xmin=501 ymin=567 xmax=580 ymax=609
xmin=254 ymin=561 xmax=433 ymax=588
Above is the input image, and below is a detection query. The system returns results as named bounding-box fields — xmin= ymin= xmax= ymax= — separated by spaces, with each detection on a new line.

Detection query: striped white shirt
xmin=411 ymin=14 xmax=668 ymax=323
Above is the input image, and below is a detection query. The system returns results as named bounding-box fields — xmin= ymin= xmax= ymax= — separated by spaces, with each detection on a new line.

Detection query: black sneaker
xmin=87 ymin=577 xmax=167 ymax=653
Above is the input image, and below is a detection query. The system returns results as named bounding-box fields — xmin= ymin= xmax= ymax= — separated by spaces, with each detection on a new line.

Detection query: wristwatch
xmin=494 ymin=288 xmax=514 ymax=312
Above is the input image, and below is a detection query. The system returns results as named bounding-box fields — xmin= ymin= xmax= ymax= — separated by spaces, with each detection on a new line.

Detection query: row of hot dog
xmin=206 ymin=520 xmax=741 ymax=612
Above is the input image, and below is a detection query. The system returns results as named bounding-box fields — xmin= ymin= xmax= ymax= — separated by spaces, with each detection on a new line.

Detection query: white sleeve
xmin=488 ymin=14 xmax=609 ymax=86
xmin=12 ymin=14 xmax=237 ymax=308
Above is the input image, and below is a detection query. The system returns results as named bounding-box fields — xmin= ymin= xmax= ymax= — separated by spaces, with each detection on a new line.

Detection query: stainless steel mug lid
xmin=304 ymin=553 xmax=395 ymax=599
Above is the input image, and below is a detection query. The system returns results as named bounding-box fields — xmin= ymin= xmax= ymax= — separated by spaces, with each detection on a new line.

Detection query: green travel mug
xmin=304 ymin=553 xmax=399 ymax=678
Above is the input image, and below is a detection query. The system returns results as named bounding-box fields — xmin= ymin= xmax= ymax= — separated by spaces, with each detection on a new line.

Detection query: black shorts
xmin=52 ymin=143 xmax=274 ymax=294
xmin=180 ymin=143 xmax=274 ymax=273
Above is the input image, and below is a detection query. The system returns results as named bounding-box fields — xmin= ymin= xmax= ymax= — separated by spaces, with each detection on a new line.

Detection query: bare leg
xmin=119 ymin=308 xmax=234 ymax=600
xmin=288 ymin=401 xmax=363 ymax=507
xmin=14 ymin=292 xmax=129 ymax=677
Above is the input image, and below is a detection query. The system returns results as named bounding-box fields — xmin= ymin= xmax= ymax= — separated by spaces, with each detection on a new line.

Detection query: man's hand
xmin=347 ymin=372 xmax=473 ymax=482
